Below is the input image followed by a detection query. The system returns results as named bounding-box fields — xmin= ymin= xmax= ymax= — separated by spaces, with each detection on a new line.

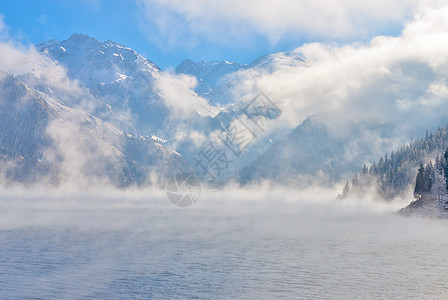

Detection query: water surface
xmin=1 ymin=192 xmax=447 ymax=299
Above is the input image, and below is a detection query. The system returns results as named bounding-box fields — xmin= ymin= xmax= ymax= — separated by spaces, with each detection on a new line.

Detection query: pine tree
xmin=370 ymin=162 xmax=377 ymax=174
xmin=362 ymin=164 xmax=368 ymax=174
xmin=352 ymin=174 xmax=359 ymax=186
xmin=342 ymin=181 xmax=350 ymax=197
xmin=423 ymin=162 xmax=435 ymax=194
xmin=414 ymin=162 xmax=425 ymax=199
xmin=443 ymin=148 xmax=448 ymax=190
xmin=441 ymin=154 xmax=447 ymax=175
xmin=431 ymin=170 xmax=447 ymax=205
xmin=435 ymin=155 xmax=441 ymax=172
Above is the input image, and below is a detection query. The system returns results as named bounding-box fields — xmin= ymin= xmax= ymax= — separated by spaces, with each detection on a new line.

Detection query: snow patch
xmin=113 ymin=53 xmax=124 ymax=60
xmin=117 ymin=74 xmax=128 ymax=81
xmin=115 ymin=44 xmax=132 ymax=51
xmin=151 ymin=134 xmax=167 ymax=143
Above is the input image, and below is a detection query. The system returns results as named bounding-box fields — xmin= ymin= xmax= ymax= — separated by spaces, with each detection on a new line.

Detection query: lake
xmin=1 ymin=188 xmax=448 ymax=299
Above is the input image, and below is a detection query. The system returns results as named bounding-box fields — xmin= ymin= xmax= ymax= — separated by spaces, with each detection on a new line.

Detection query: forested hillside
xmin=342 ymin=124 xmax=448 ymax=200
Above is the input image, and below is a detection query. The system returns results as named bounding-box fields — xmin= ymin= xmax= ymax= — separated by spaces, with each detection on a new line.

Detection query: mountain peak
xmin=37 ymin=33 xmax=101 ymax=53
xmin=67 ymin=33 xmax=97 ymax=42
xmin=248 ymin=52 xmax=307 ymax=71
xmin=65 ymin=33 xmax=105 ymax=50
xmin=38 ymin=34 xmax=136 ymax=55
xmin=37 ymin=33 xmax=161 ymax=82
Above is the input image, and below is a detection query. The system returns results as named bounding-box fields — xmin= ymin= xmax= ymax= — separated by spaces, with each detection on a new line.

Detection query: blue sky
xmin=0 ymin=0 xmax=415 ymax=69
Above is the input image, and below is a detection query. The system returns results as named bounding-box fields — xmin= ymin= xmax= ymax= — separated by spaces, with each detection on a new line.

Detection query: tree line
xmin=413 ymin=149 xmax=448 ymax=205
xmin=341 ymin=124 xmax=448 ymax=200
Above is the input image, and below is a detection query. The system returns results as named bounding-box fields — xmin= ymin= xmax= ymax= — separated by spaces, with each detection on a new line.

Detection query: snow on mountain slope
xmin=37 ymin=33 xmax=161 ymax=89
xmin=36 ymin=34 xmax=218 ymax=136
xmin=36 ymin=34 xmax=165 ymax=133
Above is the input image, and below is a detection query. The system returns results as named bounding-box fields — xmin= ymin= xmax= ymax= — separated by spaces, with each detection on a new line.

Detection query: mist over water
xmin=1 ymin=188 xmax=448 ymax=299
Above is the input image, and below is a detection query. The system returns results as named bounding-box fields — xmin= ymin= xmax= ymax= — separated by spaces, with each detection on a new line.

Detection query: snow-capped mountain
xmin=30 ymin=35 xmax=326 ymax=186
xmin=37 ymin=33 xmax=161 ymax=89
xmin=35 ymin=34 xmax=164 ymax=133
xmin=36 ymin=34 xmax=217 ymax=137
xmin=1 ymin=33 xmax=416 ymax=188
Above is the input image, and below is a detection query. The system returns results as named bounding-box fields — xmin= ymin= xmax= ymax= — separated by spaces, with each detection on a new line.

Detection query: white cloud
xmin=154 ymin=72 xmax=219 ymax=118
xmin=137 ymin=0 xmax=421 ymax=48
xmin=223 ymin=4 xmax=448 ymax=142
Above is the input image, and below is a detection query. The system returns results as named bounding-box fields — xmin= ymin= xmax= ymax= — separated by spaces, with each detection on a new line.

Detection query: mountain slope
xmin=0 ymin=72 xmax=193 ymax=187
xmin=0 ymin=72 xmax=51 ymax=181
xmin=236 ymin=116 xmax=344 ymax=185
xmin=236 ymin=115 xmax=403 ymax=186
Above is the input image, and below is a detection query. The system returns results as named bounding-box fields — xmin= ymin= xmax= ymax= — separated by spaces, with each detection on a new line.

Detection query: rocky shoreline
xmin=399 ymin=197 xmax=448 ymax=218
